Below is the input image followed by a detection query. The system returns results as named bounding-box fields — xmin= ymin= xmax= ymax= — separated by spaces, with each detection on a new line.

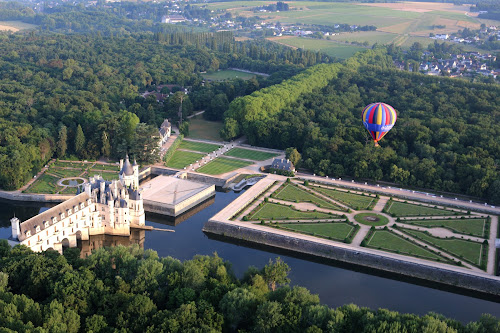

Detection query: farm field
xmin=225 ymin=148 xmax=278 ymax=161
xmin=280 ymin=222 xmax=355 ymax=241
xmin=386 ymin=201 xmax=456 ymax=217
xmin=268 ymin=36 xmax=365 ymax=59
xmin=166 ymin=151 xmax=205 ymax=169
xmin=402 ymin=229 xmax=483 ymax=266
xmin=202 ymin=69 xmax=256 ymax=81
xmin=250 ymin=202 xmax=335 ymax=220
xmin=367 ymin=230 xmax=446 ymax=261
xmin=179 ymin=140 xmax=221 ymax=153
xmin=196 ymin=157 xmax=252 ymax=175
xmin=187 ymin=116 xmax=224 ymax=142
xmin=0 ymin=21 xmax=37 ymax=31
xmin=275 ymin=184 xmax=344 ymax=210
xmin=403 ymin=218 xmax=487 ymax=238
xmin=313 ymin=186 xmax=376 ymax=210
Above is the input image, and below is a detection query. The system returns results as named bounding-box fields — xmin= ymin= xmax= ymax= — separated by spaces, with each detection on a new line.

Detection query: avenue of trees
xmin=222 ymin=48 xmax=500 ymax=203
xmin=0 ymin=241 xmax=498 ymax=333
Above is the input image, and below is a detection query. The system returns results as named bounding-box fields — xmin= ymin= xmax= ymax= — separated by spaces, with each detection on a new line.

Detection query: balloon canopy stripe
xmin=362 ymin=102 xmax=397 ymax=145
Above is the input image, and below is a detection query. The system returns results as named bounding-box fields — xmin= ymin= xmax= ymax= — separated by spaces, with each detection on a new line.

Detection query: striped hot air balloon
xmin=361 ymin=102 xmax=397 ymax=147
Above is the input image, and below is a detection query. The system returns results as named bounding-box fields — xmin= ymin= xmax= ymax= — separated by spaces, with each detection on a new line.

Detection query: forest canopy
xmin=0 ymin=241 xmax=498 ymax=332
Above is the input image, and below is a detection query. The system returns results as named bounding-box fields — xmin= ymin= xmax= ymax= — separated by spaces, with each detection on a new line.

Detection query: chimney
xmin=11 ymin=217 xmax=20 ymax=240
xmin=119 ymin=159 xmax=123 ymax=170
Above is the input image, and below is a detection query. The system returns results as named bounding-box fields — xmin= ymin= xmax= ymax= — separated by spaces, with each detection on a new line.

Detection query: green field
xmin=367 ymin=230 xmax=446 ymax=261
xmin=281 ymin=222 xmax=355 ymax=241
xmin=202 ymin=69 xmax=256 ymax=81
xmin=251 ymin=203 xmax=335 ymax=220
xmin=99 ymin=172 xmax=120 ymax=181
xmin=48 ymin=167 xmax=84 ymax=178
xmin=25 ymin=174 xmax=62 ymax=194
xmin=197 ymin=157 xmax=252 ymax=175
xmin=166 ymin=150 xmax=205 ymax=169
xmin=90 ymin=164 xmax=119 ymax=171
xmin=179 ymin=140 xmax=221 ymax=153
xmin=225 ymin=148 xmax=279 ymax=161
xmin=403 ymin=219 xmax=486 ymax=238
xmin=187 ymin=116 xmax=224 ymax=142
xmin=354 ymin=213 xmax=389 ymax=227
xmin=275 ymin=184 xmax=344 ymax=210
xmin=313 ymin=186 xmax=375 ymax=210
xmin=403 ymin=229 xmax=483 ymax=266
xmin=270 ymin=37 xmax=365 ymax=59
xmin=0 ymin=20 xmax=37 ymax=31
xmin=386 ymin=201 xmax=456 ymax=217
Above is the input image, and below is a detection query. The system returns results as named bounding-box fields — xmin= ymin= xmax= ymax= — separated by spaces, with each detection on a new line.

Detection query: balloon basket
xmin=374 ymin=142 xmax=380 ymax=147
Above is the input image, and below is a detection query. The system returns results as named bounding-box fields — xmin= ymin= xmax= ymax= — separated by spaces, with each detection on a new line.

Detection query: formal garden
xmin=273 ymin=183 xmax=345 ymax=210
xmin=311 ymin=185 xmax=378 ymax=210
xmin=165 ymin=150 xmax=205 ymax=169
xmin=196 ymin=157 xmax=253 ymax=175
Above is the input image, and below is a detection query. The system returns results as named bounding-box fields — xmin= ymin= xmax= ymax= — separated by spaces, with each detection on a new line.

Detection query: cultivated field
xmin=268 ymin=36 xmax=366 ymax=59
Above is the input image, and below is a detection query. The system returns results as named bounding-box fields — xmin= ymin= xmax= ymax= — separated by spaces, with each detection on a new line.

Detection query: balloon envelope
xmin=362 ymin=102 xmax=397 ymax=146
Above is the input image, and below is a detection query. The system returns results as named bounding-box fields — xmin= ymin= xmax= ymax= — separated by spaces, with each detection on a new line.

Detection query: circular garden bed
xmin=354 ymin=213 xmax=389 ymax=226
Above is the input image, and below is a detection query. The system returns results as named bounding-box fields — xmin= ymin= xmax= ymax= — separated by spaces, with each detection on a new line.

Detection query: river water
xmin=1 ymin=190 xmax=499 ymax=323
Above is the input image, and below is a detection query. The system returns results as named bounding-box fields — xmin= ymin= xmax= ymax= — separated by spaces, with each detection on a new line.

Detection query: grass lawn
xmin=91 ymin=164 xmax=119 ymax=171
xmin=403 ymin=229 xmax=483 ymax=266
xmin=48 ymin=167 xmax=84 ymax=178
xmin=99 ymin=172 xmax=120 ymax=181
xmin=202 ymin=69 xmax=256 ymax=81
xmin=403 ymin=218 xmax=486 ymax=238
xmin=197 ymin=157 xmax=252 ymax=175
xmin=313 ymin=186 xmax=375 ymax=210
xmin=225 ymin=148 xmax=279 ymax=161
xmin=166 ymin=150 xmax=205 ymax=169
xmin=60 ymin=187 xmax=79 ymax=195
xmin=386 ymin=201 xmax=456 ymax=217
xmin=179 ymin=140 xmax=221 ymax=153
xmin=367 ymin=230 xmax=446 ymax=261
xmin=187 ymin=116 xmax=224 ymax=142
xmin=354 ymin=213 xmax=389 ymax=227
xmin=280 ymin=222 xmax=355 ymax=241
xmin=251 ymin=203 xmax=335 ymax=220
xmin=275 ymin=184 xmax=344 ymax=210
xmin=25 ymin=174 xmax=62 ymax=194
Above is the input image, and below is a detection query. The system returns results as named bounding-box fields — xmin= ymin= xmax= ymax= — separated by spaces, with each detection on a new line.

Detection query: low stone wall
xmin=186 ymin=173 xmax=227 ymax=187
xmin=203 ymin=221 xmax=500 ymax=296
xmin=0 ymin=191 xmax=71 ymax=203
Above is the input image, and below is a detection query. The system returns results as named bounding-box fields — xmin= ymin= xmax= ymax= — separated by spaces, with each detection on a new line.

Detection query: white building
xmin=10 ymin=155 xmax=145 ymax=254
xmin=159 ymin=119 xmax=171 ymax=146
xmin=161 ymin=15 xmax=186 ymax=24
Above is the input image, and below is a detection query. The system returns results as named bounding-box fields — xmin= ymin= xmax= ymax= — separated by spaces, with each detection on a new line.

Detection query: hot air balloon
xmin=361 ymin=102 xmax=397 ymax=147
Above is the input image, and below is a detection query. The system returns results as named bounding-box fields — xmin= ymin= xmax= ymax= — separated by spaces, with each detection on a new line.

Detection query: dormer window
xmin=44 ymin=221 xmax=49 ymax=228
xmin=67 ymin=209 xmax=72 ymax=215
xmin=25 ymin=230 xmax=31 ymax=237
xmin=80 ymin=202 xmax=85 ymax=209
xmin=74 ymin=205 xmax=78 ymax=212
xmin=52 ymin=217 xmax=57 ymax=223
xmin=35 ymin=226 xmax=41 ymax=233
xmin=60 ymin=213 xmax=65 ymax=219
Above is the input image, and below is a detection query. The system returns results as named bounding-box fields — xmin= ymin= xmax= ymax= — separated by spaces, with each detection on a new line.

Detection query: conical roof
xmin=120 ymin=155 xmax=134 ymax=176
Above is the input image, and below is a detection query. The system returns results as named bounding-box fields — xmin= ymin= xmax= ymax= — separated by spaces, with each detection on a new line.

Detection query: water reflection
xmin=146 ymin=196 xmax=215 ymax=226
xmin=78 ymin=229 xmax=145 ymax=258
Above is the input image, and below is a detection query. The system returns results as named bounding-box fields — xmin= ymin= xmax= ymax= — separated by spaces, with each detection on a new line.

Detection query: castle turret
xmin=10 ymin=217 xmax=20 ymax=240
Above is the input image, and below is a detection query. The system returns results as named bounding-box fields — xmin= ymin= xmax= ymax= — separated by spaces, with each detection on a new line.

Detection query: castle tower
xmin=119 ymin=154 xmax=139 ymax=189
xmin=10 ymin=217 xmax=20 ymax=240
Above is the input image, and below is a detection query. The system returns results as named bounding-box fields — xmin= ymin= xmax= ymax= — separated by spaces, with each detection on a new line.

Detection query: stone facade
xmin=10 ymin=155 xmax=145 ymax=254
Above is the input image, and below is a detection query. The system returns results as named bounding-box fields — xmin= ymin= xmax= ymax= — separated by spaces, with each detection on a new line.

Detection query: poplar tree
xmin=57 ymin=125 xmax=67 ymax=158
xmin=75 ymin=124 xmax=85 ymax=157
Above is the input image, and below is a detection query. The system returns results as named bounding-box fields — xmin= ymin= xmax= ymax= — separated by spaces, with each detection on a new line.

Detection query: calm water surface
xmin=1 ymin=191 xmax=499 ymax=323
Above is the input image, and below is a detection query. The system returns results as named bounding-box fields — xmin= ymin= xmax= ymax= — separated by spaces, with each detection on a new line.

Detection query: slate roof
xmin=120 ymin=155 xmax=134 ymax=176
xmin=271 ymin=158 xmax=295 ymax=172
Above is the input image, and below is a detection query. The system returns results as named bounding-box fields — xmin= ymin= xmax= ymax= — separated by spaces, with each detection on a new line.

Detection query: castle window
xmin=44 ymin=221 xmax=49 ymax=228
xmin=60 ymin=213 xmax=65 ymax=219
xmin=52 ymin=217 xmax=57 ymax=223
xmin=74 ymin=205 xmax=78 ymax=212
xmin=80 ymin=203 xmax=85 ymax=209
xmin=35 ymin=226 xmax=40 ymax=233
xmin=26 ymin=231 xmax=31 ymax=237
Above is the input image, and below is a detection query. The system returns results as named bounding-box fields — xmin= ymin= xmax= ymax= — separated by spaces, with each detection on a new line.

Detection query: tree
xmin=101 ymin=131 xmax=111 ymax=158
xmin=220 ymin=118 xmax=240 ymax=140
xmin=263 ymin=257 xmax=290 ymax=292
xmin=75 ymin=124 xmax=85 ymax=157
xmin=57 ymin=125 xmax=67 ymax=158
xmin=285 ymin=147 xmax=301 ymax=166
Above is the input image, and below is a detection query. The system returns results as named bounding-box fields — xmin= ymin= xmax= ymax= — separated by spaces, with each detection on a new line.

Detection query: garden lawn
xmin=197 ymin=157 xmax=252 ymax=175
xmin=25 ymin=174 xmax=61 ymax=194
xmin=225 ymin=148 xmax=279 ymax=161
xmin=202 ymin=69 xmax=256 ymax=81
xmin=403 ymin=229 xmax=483 ymax=266
xmin=280 ymin=222 xmax=355 ymax=241
xmin=386 ymin=201 xmax=456 ymax=217
xmin=49 ymin=167 xmax=84 ymax=178
xmin=91 ymin=164 xmax=119 ymax=171
xmin=313 ymin=186 xmax=375 ymax=210
xmin=275 ymin=184 xmax=344 ymax=210
xmin=166 ymin=151 xmax=205 ymax=169
xmin=179 ymin=140 xmax=221 ymax=153
xmin=251 ymin=203 xmax=335 ymax=220
xmin=188 ymin=117 xmax=224 ymax=142
xmin=99 ymin=172 xmax=120 ymax=181
xmin=403 ymin=218 xmax=486 ymax=238
xmin=367 ymin=230 xmax=446 ymax=261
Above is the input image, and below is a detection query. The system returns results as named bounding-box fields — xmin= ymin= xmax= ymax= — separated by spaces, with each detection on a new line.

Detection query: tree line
xmin=0 ymin=241 xmax=498 ymax=332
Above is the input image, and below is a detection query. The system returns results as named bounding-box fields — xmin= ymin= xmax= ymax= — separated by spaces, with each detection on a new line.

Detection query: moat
xmin=1 ymin=192 xmax=499 ymax=324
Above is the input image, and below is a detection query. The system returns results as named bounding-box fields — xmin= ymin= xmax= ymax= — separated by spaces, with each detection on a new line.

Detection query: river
xmin=1 ymin=190 xmax=499 ymax=323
